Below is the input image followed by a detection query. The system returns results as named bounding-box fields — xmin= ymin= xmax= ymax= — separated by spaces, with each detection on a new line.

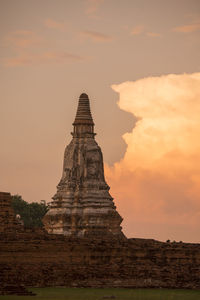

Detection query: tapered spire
xmin=73 ymin=93 xmax=94 ymax=125
xmin=73 ymin=93 xmax=95 ymax=136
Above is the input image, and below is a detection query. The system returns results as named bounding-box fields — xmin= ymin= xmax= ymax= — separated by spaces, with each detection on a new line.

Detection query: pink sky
xmin=1 ymin=0 xmax=200 ymax=242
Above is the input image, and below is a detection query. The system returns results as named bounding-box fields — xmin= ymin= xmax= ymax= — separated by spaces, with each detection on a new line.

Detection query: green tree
xmin=11 ymin=195 xmax=49 ymax=228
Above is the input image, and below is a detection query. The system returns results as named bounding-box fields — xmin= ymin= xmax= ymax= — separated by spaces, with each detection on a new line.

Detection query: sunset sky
xmin=1 ymin=0 xmax=200 ymax=242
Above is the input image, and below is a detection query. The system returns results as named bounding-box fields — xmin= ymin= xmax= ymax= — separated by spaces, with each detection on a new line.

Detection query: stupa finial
xmin=73 ymin=93 xmax=94 ymax=136
xmin=74 ymin=93 xmax=94 ymax=123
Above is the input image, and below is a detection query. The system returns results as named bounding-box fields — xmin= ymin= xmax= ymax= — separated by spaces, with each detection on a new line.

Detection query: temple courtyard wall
xmin=0 ymin=231 xmax=200 ymax=289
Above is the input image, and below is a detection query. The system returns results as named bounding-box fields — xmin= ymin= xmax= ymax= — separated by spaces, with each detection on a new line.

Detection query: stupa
xmin=43 ymin=93 xmax=124 ymax=238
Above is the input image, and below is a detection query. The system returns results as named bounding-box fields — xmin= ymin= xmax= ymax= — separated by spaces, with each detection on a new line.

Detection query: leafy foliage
xmin=11 ymin=195 xmax=49 ymax=228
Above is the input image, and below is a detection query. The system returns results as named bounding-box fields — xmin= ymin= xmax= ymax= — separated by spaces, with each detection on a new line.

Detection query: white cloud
xmin=106 ymin=73 xmax=200 ymax=242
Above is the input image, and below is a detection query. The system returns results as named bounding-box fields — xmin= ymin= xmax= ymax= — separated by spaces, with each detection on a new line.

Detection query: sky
xmin=1 ymin=0 xmax=200 ymax=242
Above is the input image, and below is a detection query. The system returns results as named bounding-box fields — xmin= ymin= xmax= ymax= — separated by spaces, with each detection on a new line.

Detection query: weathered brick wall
xmin=0 ymin=192 xmax=22 ymax=233
xmin=0 ymin=191 xmax=200 ymax=289
xmin=0 ymin=232 xmax=200 ymax=289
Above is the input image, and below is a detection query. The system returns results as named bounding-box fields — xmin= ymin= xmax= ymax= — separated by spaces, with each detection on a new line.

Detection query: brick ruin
xmin=0 ymin=219 xmax=200 ymax=289
xmin=0 ymin=192 xmax=34 ymax=295
xmin=1 ymin=94 xmax=200 ymax=291
xmin=0 ymin=192 xmax=23 ymax=234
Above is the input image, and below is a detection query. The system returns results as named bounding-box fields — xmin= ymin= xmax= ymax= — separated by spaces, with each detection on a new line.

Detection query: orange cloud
xmin=107 ymin=73 xmax=200 ymax=242
xmin=3 ymin=29 xmax=85 ymax=67
xmin=81 ymin=30 xmax=113 ymax=42
xmin=173 ymin=23 xmax=200 ymax=33
xmin=44 ymin=19 xmax=67 ymax=31
xmin=146 ymin=32 xmax=161 ymax=37
xmin=85 ymin=0 xmax=104 ymax=15
xmin=5 ymin=30 xmax=42 ymax=49
xmin=4 ymin=51 xmax=84 ymax=66
xmin=130 ymin=25 xmax=144 ymax=35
